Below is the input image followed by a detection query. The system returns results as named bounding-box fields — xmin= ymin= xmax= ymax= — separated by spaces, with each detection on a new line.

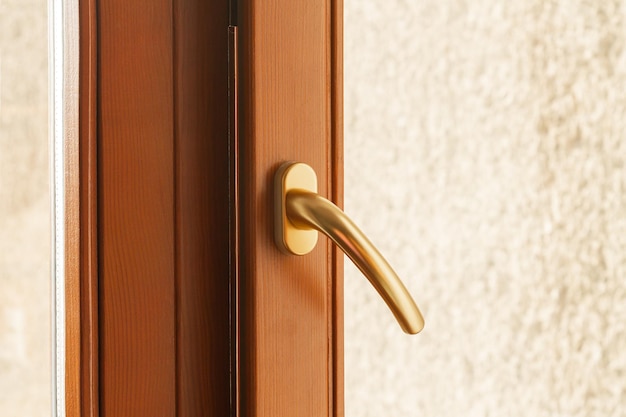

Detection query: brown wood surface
xmin=63 ymin=0 xmax=80 ymax=415
xmin=174 ymin=0 xmax=231 ymax=415
xmin=97 ymin=0 xmax=232 ymax=415
xmin=238 ymin=1 xmax=344 ymax=416
xmin=229 ymin=25 xmax=242 ymax=417
xmin=331 ymin=1 xmax=345 ymax=415
xmin=71 ymin=0 xmax=343 ymax=415
xmin=63 ymin=1 xmax=97 ymax=416
xmin=79 ymin=0 xmax=99 ymax=415
xmin=99 ymin=0 xmax=177 ymax=415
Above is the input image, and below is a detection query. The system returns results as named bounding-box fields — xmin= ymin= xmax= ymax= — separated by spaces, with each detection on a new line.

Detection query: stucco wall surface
xmin=0 ymin=0 xmax=50 ymax=415
xmin=344 ymin=1 xmax=626 ymax=416
xmin=1 ymin=1 xmax=626 ymax=416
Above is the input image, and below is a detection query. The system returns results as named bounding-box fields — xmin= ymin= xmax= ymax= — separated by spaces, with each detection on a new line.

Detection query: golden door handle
xmin=274 ymin=162 xmax=424 ymax=334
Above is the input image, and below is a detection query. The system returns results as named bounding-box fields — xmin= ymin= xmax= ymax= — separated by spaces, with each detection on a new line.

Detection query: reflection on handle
xmin=274 ymin=162 xmax=424 ymax=334
xmin=287 ymin=191 xmax=424 ymax=334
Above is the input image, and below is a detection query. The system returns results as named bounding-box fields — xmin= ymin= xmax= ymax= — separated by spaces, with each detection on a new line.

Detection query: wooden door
xmin=58 ymin=0 xmax=343 ymax=416
xmin=237 ymin=1 xmax=343 ymax=416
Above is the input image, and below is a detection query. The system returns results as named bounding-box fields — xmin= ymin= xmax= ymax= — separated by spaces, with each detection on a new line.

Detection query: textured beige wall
xmin=2 ymin=1 xmax=625 ymax=416
xmin=0 ymin=0 xmax=50 ymax=415
xmin=344 ymin=1 xmax=626 ymax=416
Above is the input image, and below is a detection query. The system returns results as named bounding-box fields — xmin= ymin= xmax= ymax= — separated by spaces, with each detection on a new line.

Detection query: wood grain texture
xmin=63 ymin=0 xmax=80 ymax=415
xmin=64 ymin=1 xmax=98 ymax=415
xmin=78 ymin=0 xmax=341 ymax=415
xmin=174 ymin=0 xmax=231 ymax=415
xmin=229 ymin=25 xmax=242 ymax=417
xmin=79 ymin=0 xmax=99 ymax=415
xmin=97 ymin=0 xmax=233 ymax=415
xmin=238 ymin=0 xmax=343 ymax=415
xmin=99 ymin=1 xmax=176 ymax=415
xmin=331 ymin=1 xmax=344 ymax=416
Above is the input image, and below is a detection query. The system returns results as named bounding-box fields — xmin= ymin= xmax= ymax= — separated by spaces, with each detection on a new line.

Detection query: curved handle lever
xmin=274 ymin=162 xmax=424 ymax=334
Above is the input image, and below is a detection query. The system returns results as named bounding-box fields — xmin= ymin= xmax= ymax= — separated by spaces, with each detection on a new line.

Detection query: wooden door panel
xmin=99 ymin=0 xmax=177 ymax=414
xmin=174 ymin=0 xmax=231 ymax=415
xmin=97 ymin=0 xmax=231 ymax=415
xmin=66 ymin=0 xmax=343 ymax=415
xmin=238 ymin=1 xmax=343 ymax=416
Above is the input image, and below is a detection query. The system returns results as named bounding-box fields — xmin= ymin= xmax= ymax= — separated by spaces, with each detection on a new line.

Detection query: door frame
xmin=237 ymin=1 xmax=344 ymax=415
xmin=51 ymin=0 xmax=83 ymax=415
xmin=52 ymin=0 xmax=344 ymax=415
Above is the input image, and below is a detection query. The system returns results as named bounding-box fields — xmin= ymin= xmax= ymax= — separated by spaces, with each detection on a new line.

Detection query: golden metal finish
xmin=274 ymin=162 xmax=425 ymax=334
xmin=274 ymin=162 xmax=319 ymax=255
